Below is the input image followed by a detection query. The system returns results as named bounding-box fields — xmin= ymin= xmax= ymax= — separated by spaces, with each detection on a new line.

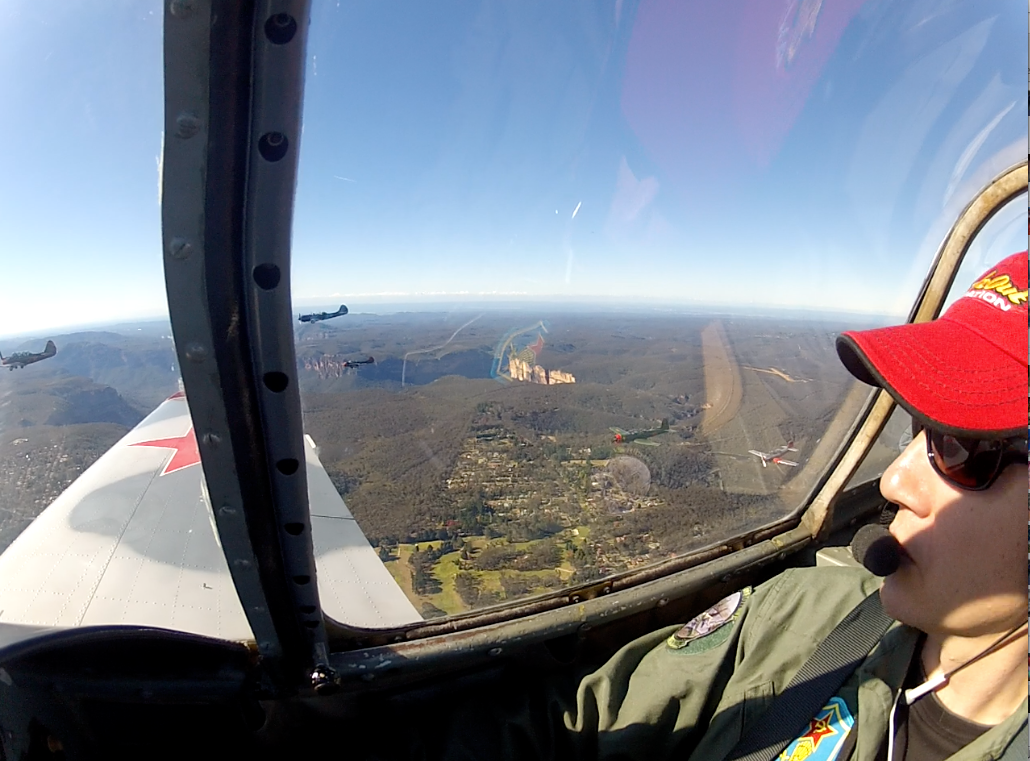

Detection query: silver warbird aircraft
xmin=0 ymin=1 xmax=1023 ymax=759
xmin=0 ymin=339 xmax=56 ymax=370
xmin=748 ymin=441 xmax=800 ymax=468
xmin=298 ymin=304 xmax=348 ymax=323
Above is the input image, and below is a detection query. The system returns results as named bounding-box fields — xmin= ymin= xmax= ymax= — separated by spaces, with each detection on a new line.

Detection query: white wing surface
xmin=303 ymin=433 xmax=422 ymax=627
xmin=0 ymin=392 xmax=420 ymax=641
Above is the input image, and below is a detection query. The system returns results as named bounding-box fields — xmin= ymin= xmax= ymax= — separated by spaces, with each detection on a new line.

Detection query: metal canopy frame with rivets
xmin=161 ymin=0 xmax=327 ymax=694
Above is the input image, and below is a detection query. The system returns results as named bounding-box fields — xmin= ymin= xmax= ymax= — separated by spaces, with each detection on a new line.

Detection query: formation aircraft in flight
xmin=748 ymin=441 xmax=800 ymax=468
xmin=0 ymin=339 xmax=57 ymax=370
xmin=610 ymin=418 xmax=670 ymax=446
xmin=298 ymin=305 xmax=348 ymax=323
xmin=342 ymin=356 xmax=375 ymax=368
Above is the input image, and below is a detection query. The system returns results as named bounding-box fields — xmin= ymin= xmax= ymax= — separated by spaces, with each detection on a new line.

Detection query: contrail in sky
xmin=571 ymin=201 xmax=582 ymax=219
xmin=333 ymin=176 xmax=357 ymax=182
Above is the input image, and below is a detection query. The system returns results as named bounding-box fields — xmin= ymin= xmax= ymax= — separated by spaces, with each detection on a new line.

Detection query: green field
xmin=384 ymin=532 xmax=583 ymax=616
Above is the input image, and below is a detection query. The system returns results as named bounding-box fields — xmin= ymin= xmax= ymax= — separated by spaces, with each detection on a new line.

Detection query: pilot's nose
xmin=879 ymin=430 xmax=933 ymax=518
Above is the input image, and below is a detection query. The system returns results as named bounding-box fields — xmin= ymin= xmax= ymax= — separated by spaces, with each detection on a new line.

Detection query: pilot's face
xmin=877 ymin=430 xmax=1027 ymax=637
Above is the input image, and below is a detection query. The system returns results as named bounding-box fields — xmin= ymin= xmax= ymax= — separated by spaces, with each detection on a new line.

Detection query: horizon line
xmin=0 ymin=301 xmax=900 ymax=344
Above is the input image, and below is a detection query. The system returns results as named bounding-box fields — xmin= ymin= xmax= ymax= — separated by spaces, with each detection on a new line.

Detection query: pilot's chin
xmin=877 ymin=570 xmax=917 ymax=626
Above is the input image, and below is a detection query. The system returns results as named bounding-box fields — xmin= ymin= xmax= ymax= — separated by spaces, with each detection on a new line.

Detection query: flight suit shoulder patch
xmin=666 ymin=587 xmax=751 ymax=654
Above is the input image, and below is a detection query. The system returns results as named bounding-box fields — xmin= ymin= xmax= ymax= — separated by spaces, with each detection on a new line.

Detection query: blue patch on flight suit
xmin=666 ymin=587 xmax=750 ymax=654
xmin=778 ymin=696 xmax=854 ymax=761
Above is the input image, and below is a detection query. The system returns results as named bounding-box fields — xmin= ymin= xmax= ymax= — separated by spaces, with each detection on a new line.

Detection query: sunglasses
xmin=912 ymin=423 xmax=1028 ymax=491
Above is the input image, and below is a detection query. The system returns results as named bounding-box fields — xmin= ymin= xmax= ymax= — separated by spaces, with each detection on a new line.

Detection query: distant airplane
xmin=0 ymin=339 xmax=57 ymax=370
xmin=748 ymin=441 xmax=799 ymax=467
xmin=299 ymin=305 xmax=348 ymax=323
xmin=610 ymin=418 xmax=670 ymax=446
xmin=342 ymin=356 xmax=374 ymax=368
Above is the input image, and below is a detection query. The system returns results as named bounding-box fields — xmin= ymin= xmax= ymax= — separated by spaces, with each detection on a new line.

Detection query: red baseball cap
xmin=836 ymin=251 xmax=1028 ymax=439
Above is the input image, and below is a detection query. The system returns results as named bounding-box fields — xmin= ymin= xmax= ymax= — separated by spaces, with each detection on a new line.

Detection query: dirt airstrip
xmin=699 ymin=321 xmax=742 ymax=436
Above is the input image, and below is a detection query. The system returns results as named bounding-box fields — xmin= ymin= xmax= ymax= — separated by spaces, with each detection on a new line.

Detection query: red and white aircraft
xmin=748 ymin=441 xmax=800 ymax=468
xmin=0 ymin=388 xmax=422 ymax=640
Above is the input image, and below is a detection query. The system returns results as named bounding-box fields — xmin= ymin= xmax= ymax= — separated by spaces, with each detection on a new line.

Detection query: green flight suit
xmin=430 ymin=566 xmax=1028 ymax=761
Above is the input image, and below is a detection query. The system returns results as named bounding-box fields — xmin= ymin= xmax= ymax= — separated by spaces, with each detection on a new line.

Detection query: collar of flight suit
xmin=850 ymin=624 xmax=1028 ymax=761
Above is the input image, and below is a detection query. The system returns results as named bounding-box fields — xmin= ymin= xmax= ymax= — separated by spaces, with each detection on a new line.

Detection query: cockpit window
xmin=0 ymin=1 xmax=1023 ymax=634
xmin=0 ymin=3 xmax=168 ymax=554
xmin=940 ymin=194 xmax=1027 ymax=313
xmin=291 ymin=1 xmax=1026 ymax=619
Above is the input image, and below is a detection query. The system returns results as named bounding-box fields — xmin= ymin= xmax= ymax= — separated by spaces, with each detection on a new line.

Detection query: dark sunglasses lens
xmin=928 ymin=431 xmax=1003 ymax=489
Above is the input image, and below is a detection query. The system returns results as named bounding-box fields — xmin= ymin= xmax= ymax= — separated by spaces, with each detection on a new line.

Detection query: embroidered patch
xmin=778 ymin=696 xmax=855 ymax=761
xmin=666 ymin=587 xmax=750 ymax=654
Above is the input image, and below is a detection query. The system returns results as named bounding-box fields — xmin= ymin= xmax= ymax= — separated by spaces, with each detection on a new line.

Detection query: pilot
xmin=394 ymin=251 xmax=1028 ymax=761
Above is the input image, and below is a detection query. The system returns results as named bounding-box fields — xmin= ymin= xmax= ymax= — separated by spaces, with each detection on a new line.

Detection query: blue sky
xmin=0 ymin=1 xmax=165 ymax=339
xmin=0 ymin=0 xmax=1025 ymax=340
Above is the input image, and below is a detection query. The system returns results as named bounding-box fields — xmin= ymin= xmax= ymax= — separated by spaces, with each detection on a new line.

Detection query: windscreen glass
xmin=292 ymin=0 xmax=1026 ymax=619
xmin=0 ymin=2 xmax=1023 ymax=632
xmin=0 ymin=3 xmax=169 ymax=556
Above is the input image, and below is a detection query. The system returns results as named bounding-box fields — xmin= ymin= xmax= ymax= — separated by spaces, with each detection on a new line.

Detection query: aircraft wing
xmin=634 ymin=439 xmax=661 ymax=447
xmin=609 ymin=427 xmax=627 ymax=435
xmin=774 ymin=459 xmax=799 ymax=467
xmin=0 ymin=392 xmax=421 ymax=642
xmin=301 ymin=434 xmax=423 ymax=627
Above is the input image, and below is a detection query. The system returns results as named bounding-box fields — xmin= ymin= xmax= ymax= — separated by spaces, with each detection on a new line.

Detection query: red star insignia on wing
xmin=527 ymin=334 xmax=545 ymax=356
xmin=130 ymin=426 xmax=201 ymax=475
